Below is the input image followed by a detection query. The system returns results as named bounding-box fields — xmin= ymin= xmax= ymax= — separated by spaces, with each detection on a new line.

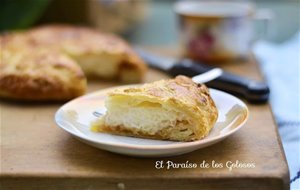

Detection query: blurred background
xmin=0 ymin=0 xmax=299 ymax=44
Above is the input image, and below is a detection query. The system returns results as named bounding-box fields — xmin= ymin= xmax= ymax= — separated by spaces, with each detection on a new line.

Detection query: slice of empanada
xmin=91 ymin=76 xmax=218 ymax=142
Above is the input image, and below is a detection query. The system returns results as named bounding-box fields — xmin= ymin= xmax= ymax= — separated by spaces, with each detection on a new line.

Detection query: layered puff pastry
xmin=91 ymin=76 xmax=218 ymax=142
xmin=0 ymin=25 xmax=146 ymax=101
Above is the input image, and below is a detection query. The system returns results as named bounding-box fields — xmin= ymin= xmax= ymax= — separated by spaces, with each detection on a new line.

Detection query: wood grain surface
xmin=0 ymin=50 xmax=290 ymax=190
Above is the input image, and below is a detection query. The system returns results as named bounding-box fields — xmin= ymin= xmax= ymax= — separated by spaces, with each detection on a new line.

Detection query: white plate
xmin=55 ymin=87 xmax=249 ymax=157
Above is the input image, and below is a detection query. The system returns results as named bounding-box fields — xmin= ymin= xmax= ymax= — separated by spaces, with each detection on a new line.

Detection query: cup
xmin=174 ymin=1 xmax=272 ymax=63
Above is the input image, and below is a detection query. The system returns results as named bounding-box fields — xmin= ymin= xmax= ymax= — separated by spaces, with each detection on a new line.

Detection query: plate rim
xmin=55 ymin=88 xmax=249 ymax=150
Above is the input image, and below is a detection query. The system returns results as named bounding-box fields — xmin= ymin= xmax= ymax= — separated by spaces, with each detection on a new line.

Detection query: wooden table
xmin=0 ymin=50 xmax=290 ymax=190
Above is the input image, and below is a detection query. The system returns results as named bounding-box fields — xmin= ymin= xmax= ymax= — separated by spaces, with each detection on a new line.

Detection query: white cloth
xmin=254 ymin=32 xmax=300 ymax=190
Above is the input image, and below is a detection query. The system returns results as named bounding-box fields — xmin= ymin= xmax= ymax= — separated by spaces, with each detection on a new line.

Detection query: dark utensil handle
xmin=206 ymin=72 xmax=270 ymax=103
xmin=168 ymin=59 xmax=270 ymax=103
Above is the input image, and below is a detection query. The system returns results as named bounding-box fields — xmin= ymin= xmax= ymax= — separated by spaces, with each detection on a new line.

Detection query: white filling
xmin=72 ymin=54 xmax=122 ymax=78
xmin=104 ymin=100 xmax=190 ymax=135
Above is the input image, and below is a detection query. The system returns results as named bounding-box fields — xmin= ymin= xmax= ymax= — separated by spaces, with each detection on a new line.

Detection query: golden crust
xmin=111 ymin=75 xmax=217 ymax=116
xmin=0 ymin=25 xmax=146 ymax=101
xmin=11 ymin=25 xmax=147 ymax=80
xmin=92 ymin=76 xmax=218 ymax=141
xmin=0 ymin=47 xmax=86 ymax=101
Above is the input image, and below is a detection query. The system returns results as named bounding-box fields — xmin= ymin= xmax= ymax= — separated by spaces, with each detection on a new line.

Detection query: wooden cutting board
xmin=0 ymin=51 xmax=290 ymax=190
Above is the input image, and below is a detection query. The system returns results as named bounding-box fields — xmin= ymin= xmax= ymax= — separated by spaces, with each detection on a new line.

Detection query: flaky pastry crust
xmin=92 ymin=76 xmax=218 ymax=141
xmin=0 ymin=25 xmax=146 ymax=101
